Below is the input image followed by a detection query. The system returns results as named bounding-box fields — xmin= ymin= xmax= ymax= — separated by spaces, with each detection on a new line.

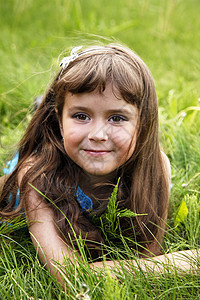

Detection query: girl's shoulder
xmin=17 ymin=157 xmax=48 ymax=211
xmin=17 ymin=157 xmax=35 ymax=186
xmin=161 ymin=151 xmax=171 ymax=182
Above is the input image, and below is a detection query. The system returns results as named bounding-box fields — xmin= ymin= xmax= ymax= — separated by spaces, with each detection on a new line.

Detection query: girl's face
xmin=60 ymin=85 xmax=139 ymax=178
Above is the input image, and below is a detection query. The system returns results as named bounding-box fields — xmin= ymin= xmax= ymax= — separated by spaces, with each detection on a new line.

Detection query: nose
xmin=88 ymin=120 xmax=108 ymax=141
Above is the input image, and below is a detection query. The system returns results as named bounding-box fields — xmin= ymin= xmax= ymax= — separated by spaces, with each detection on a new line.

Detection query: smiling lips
xmin=83 ymin=149 xmax=112 ymax=157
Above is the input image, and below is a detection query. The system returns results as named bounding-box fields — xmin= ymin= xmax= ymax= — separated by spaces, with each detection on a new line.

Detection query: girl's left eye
xmin=109 ymin=115 xmax=127 ymax=123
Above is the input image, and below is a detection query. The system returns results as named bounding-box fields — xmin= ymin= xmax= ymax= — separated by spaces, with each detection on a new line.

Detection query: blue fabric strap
xmin=3 ymin=152 xmax=19 ymax=175
xmin=3 ymin=153 xmax=20 ymax=209
xmin=75 ymin=186 xmax=93 ymax=211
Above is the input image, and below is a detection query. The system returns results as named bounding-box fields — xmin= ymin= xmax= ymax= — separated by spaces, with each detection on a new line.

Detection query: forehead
xmin=63 ymin=85 xmax=138 ymax=117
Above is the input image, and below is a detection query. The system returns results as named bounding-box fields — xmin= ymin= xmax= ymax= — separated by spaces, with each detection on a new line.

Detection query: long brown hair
xmin=0 ymin=44 xmax=169 ymax=257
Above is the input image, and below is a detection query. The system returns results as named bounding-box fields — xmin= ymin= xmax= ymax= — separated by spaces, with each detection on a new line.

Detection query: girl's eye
xmin=73 ymin=113 xmax=90 ymax=121
xmin=109 ymin=115 xmax=127 ymax=123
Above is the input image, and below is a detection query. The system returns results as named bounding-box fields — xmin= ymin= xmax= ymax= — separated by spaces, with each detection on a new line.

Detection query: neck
xmin=79 ymin=171 xmax=117 ymax=200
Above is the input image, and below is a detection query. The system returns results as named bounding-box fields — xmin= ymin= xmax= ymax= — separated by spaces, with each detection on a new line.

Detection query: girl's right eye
xmin=72 ymin=113 xmax=90 ymax=121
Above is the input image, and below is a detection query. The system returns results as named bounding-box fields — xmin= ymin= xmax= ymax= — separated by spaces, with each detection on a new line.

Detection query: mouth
xmin=83 ymin=149 xmax=112 ymax=157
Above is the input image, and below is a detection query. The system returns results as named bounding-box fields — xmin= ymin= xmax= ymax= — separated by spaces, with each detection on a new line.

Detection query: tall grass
xmin=1 ymin=0 xmax=200 ymax=298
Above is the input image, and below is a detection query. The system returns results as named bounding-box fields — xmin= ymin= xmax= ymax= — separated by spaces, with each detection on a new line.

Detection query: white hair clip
xmin=59 ymin=46 xmax=83 ymax=71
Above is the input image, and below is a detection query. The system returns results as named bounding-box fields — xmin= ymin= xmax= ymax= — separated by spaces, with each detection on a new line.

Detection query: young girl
xmin=0 ymin=43 xmax=171 ymax=281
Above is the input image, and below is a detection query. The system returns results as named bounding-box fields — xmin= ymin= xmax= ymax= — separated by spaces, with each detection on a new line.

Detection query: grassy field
xmin=0 ymin=0 xmax=200 ymax=298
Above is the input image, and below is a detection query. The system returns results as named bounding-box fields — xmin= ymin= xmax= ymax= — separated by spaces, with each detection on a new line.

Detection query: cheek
xmin=111 ymin=127 xmax=137 ymax=161
xmin=126 ymin=137 xmax=137 ymax=158
xmin=111 ymin=127 xmax=136 ymax=148
xmin=63 ymin=132 xmax=79 ymax=161
xmin=64 ymin=131 xmax=80 ymax=148
xmin=63 ymin=126 xmax=87 ymax=151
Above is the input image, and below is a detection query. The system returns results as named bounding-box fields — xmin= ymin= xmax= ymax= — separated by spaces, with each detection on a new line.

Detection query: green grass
xmin=1 ymin=0 xmax=200 ymax=298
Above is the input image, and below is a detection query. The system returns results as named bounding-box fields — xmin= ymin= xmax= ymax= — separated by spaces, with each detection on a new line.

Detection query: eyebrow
xmin=105 ymin=108 xmax=134 ymax=115
xmin=67 ymin=106 xmax=135 ymax=116
xmin=68 ymin=106 xmax=91 ymax=112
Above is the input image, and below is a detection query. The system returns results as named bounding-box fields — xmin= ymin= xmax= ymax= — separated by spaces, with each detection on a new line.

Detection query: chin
xmin=85 ymin=167 xmax=117 ymax=178
xmin=87 ymin=170 xmax=109 ymax=176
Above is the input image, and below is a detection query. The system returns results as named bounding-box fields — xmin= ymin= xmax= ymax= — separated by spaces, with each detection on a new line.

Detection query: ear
xmin=55 ymin=108 xmax=64 ymax=137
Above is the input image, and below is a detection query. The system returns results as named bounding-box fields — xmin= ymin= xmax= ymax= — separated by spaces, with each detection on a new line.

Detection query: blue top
xmin=3 ymin=153 xmax=93 ymax=211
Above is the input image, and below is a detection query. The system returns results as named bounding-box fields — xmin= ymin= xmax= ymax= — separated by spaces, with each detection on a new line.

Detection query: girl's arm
xmin=24 ymin=189 xmax=80 ymax=284
xmin=90 ymin=249 xmax=199 ymax=274
xmin=18 ymin=164 xmax=80 ymax=284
